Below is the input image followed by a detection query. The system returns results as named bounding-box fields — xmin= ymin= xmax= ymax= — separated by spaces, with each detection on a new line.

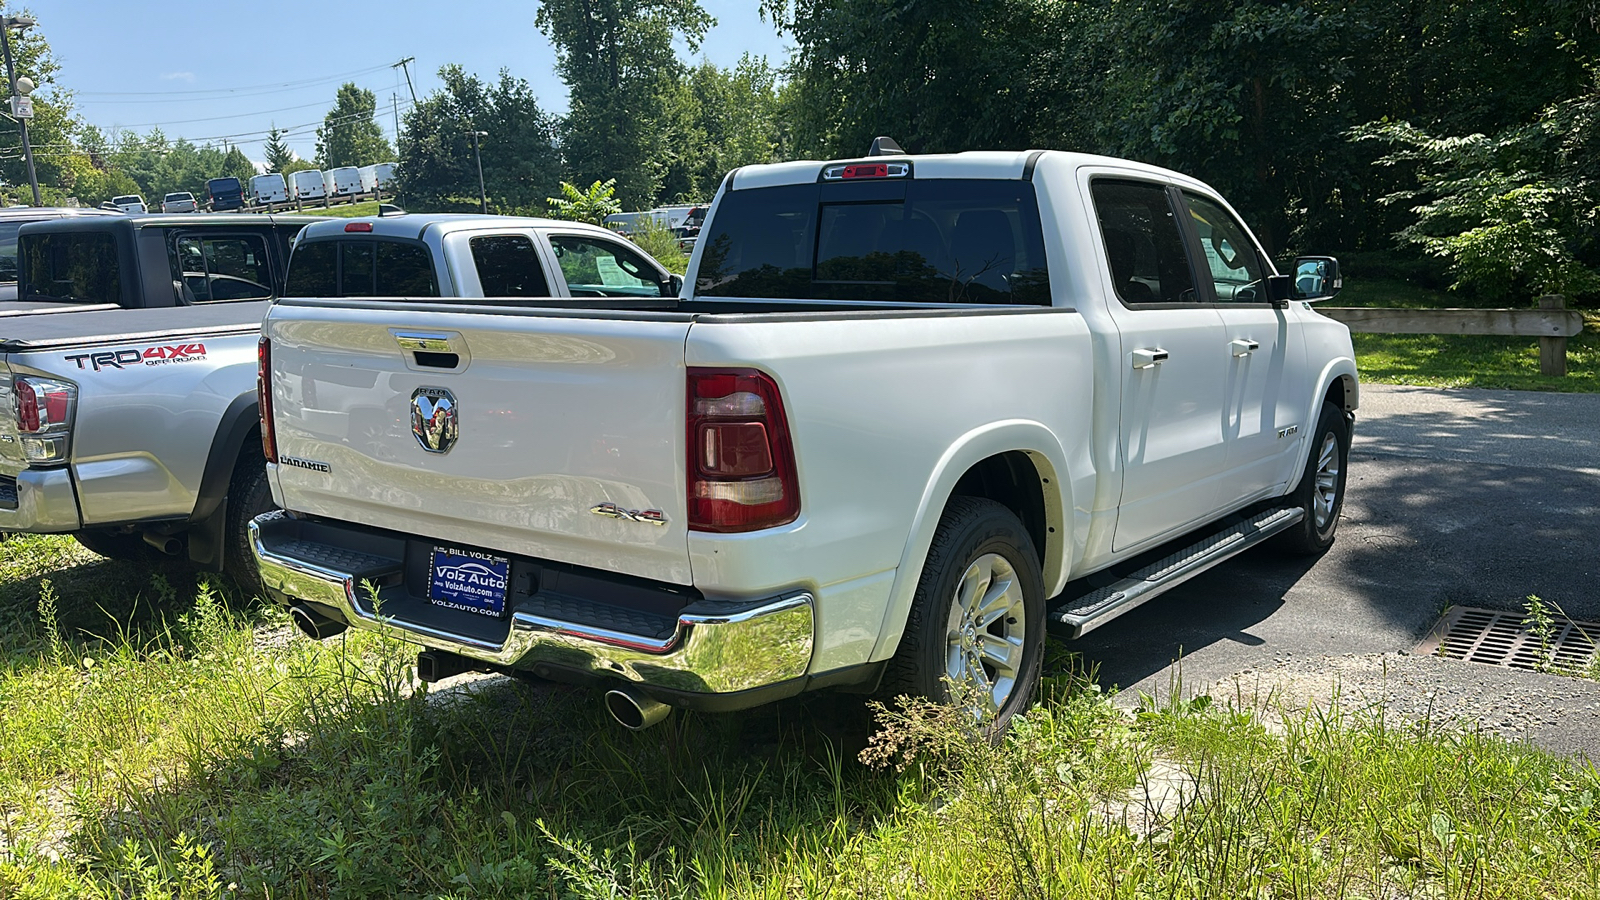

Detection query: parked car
xmin=206 ymin=177 xmax=245 ymax=212
xmin=290 ymin=170 xmax=326 ymax=201
xmin=324 ymin=167 xmax=362 ymax=197
xmin=110 ymin=194 xmax=147 ymax=214
xmin=0 ymin=213 xmax=322 ymax=584
xmin=250 ymin=173 xmax=288 ymax=206
xmin=251 ymin=148 xmax=1356 ymax=732
xmin=162 ymin=191 xmax=197 ymax=213
xmin=0 ymin=206 xmax=121 ymax=301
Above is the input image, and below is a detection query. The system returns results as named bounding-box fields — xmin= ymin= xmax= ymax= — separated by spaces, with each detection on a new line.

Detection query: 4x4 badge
xmin=411 ymin=387 xmax=458 ymax=454
xmin=590 ymin=503 xmax=668 ymax=526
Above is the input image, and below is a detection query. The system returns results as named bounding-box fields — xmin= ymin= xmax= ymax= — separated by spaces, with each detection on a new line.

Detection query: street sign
xmin=9 ymin=96 xmax=32 ymax=119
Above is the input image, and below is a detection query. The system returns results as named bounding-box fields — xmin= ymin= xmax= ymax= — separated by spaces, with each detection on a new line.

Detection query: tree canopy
xmin=315 ymin=83 xmax=394 ymax=169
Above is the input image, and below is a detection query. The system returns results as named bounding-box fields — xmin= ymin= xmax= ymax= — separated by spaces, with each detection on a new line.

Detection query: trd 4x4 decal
xmin=64 ymin=343 xmax=208 ymax=372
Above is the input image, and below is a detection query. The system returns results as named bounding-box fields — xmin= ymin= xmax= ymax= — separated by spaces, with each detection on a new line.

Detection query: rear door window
xmin=548 ymin=235 xmax=664 ymax=297
xmin=1090 ymin=180 xmax=1198 ymax=305
xmin=284 ymin=238 xmax=438 ymax=298
xmin=20 ymin=232 xmax=122 ymax=304
xmin=696 ymin=178 xmax=1051 ymax=304
xmin=470 ymin=234 xmax=551 ymax=297
xmin=173 ymin=234 xmax=273 ymax=302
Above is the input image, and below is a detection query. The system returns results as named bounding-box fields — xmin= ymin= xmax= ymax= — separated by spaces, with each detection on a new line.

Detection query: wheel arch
xmin=186 ymin=390 xmax=260 ymax=570
xmin=1288 ymin=359 xmax=1358 ymax=495
xmin=867 ymin=421 xmax=1071 ymax=663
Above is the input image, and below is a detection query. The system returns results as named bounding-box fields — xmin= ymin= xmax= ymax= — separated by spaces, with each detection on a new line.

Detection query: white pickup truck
xmin=251 ymin=148 xmax=1357 ymax=731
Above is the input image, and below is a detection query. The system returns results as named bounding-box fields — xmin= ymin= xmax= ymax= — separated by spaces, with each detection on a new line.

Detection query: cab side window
xmin=174 ymin=234 xmax=274 ymax=302
xmin=1090 ymin=180 xmax=1197 ymax=305
xmin=548 ymin=235 xmax=665 ymax=298
xmin=1184 ymin=193 xmax=1266 ymax=303
xmin=471 ymin=235 xmax=551 ymax=297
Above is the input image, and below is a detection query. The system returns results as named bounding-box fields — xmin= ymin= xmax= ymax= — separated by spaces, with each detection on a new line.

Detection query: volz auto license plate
xmin=427 ymin=546 xmax=509 ymax=617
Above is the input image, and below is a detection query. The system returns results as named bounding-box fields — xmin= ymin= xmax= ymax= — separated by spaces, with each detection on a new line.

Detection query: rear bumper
xmin=249 ymin=511 xmax=815 ymax=698
xmin=0 ymin=468 xmax=81 ymax=532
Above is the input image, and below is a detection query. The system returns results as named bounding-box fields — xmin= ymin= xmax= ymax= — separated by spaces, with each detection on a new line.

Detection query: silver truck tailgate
xmin=266 ymin=304 xmax=694 ymax=585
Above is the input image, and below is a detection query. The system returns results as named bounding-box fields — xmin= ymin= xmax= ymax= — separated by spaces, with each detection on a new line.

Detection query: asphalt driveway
xmin=1069 ymin=384 xmax=1600 ymax=758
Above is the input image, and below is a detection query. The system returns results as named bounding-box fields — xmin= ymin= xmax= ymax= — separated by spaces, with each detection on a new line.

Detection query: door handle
xmin=1131 ymin=348 xmax=1169 ymax=369
xmin=1230 ymin=339 xmax=1260 ymax=357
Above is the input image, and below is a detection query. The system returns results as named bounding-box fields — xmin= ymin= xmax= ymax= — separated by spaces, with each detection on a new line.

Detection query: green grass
xmin=1 ymin=540 xmax=1596 ymax=897
xmin=1331 ymin=275 xmax=1600 ymax=392
xmin=300 ymin=200 xmax=383 ymax=218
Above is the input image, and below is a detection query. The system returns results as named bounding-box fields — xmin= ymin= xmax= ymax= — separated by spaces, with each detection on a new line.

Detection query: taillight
xmin=687 ymin=368 xmax=799 ymax=532
xmin=12 ymin=375 xmax=77 ymax=464
xmin=258 ymin=337 xmax=277 ymax=463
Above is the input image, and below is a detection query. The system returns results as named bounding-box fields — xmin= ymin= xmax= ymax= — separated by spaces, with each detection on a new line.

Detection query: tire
xmin=224 ymin=447 xmax=277 ymax=591
xmin=75 ymin=530 xmax=154 ymax=562
xmin=878 ymin=496 xmax=1045 ymax=734
xmin=1273 ymin=400 xmax=1350 ymax=555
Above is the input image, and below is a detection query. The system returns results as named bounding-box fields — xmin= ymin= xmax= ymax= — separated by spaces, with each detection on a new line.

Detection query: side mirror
xmin=666 ymin=273 xmax=684 ymax=297
xmin=1291 ymin=256 xmax=1341 ymax=302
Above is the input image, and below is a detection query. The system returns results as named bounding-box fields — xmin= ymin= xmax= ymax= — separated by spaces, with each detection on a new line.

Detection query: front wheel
xmin=1273 ymin=401 xmax=1350 ymax=555
xmin=879 ymin=497 xmax=1045 ymax=733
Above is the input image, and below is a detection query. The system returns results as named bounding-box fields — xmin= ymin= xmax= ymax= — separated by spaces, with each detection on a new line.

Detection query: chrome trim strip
xmin=250 ymin=512 xmax=816 ymax=693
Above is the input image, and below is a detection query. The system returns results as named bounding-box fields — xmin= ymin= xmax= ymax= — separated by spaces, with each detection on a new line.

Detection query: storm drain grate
xmin=1416 ymin=607 xmax=1600 ymax=673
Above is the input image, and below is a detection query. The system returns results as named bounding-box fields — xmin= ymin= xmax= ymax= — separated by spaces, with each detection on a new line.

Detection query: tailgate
xmin=266 ymin=304 xmax=694 ymax=585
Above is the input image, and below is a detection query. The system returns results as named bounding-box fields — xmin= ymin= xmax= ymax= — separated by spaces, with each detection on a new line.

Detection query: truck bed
xmin=0 ymin=300 xmax=269 ymax=353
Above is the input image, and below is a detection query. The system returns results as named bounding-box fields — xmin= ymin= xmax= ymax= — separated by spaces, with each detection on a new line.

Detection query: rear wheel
xmin=879 ymin=497 xmax=1045 ymax=733
xmin=224 ymin=446 xmax=277 ymax=591
xmin=1273 ymin=401 xmax=1349 ymax=555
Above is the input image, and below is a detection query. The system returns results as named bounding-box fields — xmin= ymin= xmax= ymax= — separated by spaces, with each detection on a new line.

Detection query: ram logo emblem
xmin=411 ymin=387 xmax=458 ymax=454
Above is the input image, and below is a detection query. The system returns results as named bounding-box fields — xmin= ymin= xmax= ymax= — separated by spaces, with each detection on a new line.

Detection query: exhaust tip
xmin=289 ymin=603 xmax=347 ymax=640
xmin=141 ymin=531 xmax=183 ymax=555
xmin=604 ymin=687 xmax=673 ymax=731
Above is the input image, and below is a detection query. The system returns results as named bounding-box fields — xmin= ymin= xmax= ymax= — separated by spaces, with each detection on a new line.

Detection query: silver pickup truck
xmin=0 ymin=214 xmax=317 ymax=582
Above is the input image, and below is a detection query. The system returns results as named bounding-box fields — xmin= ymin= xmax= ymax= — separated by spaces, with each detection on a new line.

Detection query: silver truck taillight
xmin=258 ymin=337 xmax=277 ymax=463
xmin=686 ymin=368 xmax=799 ymax=532
xmin=13 ymin=375 xmax=78 ymax=464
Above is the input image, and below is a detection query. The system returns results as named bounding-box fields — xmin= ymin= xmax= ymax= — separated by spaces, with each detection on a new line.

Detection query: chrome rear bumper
xmin=248 ymin=511 xmax=814 ymax=696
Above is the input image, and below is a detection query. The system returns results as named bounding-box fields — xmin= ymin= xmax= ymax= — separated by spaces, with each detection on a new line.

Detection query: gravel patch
xmin=1117 ymin=651 xmax=1600 ymax=764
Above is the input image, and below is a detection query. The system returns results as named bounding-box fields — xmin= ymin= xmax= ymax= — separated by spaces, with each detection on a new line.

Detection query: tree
xmin=535 ymin=0 xmax=713 ymax=209
xmin=263 ymin=126 xmax=295 ymax=173
xmin=0 ymin=4 xmax=86 ymax=203
xmin=398 ymin=66 xmax=561 ymax=213
xmin=221 ymin=145 xmax=256 ymax=184
xmin=680 ymin=55 xmax=782 ymax=200
xmin=545 ymin=178 xmax=620 ymax=225
xmin=315 ymin=83 xmax=393 ymax=168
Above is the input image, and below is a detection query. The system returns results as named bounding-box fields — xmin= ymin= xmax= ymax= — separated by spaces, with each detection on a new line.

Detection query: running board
xmin=1048 ymin=506 xmax=1304 ymax=639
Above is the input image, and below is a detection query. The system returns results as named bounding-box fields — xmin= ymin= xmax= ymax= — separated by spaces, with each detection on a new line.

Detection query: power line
xmin=75 ymin=64 xmax=394 ymax=98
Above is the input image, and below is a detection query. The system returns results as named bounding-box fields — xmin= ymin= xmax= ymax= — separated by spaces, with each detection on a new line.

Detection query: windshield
xmin=165 ymin=193 xmax=192 ymax=202
xmin=112 ymin=195 xmax=140 ymax=206
xmin=695 ymin=178 xmax=1051 ymax=304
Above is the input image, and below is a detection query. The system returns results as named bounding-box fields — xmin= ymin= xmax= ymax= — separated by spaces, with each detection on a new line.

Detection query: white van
xmin=370 ymin=162 xmax=396 ymax=188
xmin=356 ymin=165 xmax=378 ymax=194
xmin=291 ymin=169 xmax=326 ymax=200
xmin=325 ymin=167 xmax=363 ymax=197
xmin=250 ymin=173 xmax=288 ymax=205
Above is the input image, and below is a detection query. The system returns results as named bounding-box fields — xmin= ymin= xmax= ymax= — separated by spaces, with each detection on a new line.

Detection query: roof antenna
xmin=867 ymin=136 xmax=905 ymax=157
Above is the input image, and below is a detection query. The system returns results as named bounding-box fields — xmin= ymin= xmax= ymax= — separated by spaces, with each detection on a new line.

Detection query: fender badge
xmin=590 ymin=503 xmax=668 ymax=526
xmin=1277 ymin=425 xmax=1300 ymax=440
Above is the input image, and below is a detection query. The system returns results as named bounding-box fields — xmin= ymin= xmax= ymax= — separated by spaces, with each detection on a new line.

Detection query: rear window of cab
xmin=695 ymin=178 xmax=1051 ymax=305
xmin=284 ymin=238 xmax=438 ymax=298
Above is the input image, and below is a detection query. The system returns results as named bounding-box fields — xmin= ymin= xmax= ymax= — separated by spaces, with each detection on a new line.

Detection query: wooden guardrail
xmin=1318 ymin=294 xmax=1586 ymax=377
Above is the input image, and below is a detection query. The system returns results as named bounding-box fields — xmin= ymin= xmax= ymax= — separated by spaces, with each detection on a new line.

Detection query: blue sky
xmin=38 ymin=0 xmax=790 ymax=165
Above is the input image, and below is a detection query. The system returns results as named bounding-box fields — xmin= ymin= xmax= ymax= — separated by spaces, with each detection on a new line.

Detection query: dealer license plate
xmin=427 ymin=546 xmax=509 ymax=617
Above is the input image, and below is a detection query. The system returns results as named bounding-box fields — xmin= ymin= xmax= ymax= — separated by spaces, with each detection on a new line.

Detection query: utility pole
xmin=1 ymin=15 xmax=42 ymax=207
xmin=391 ymin=93 xmax=400 ymax=147
xmin=469 ymin=130 xmax=487 ymax=214
xmin=392 ymin=56 xmax=417 ymax=105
